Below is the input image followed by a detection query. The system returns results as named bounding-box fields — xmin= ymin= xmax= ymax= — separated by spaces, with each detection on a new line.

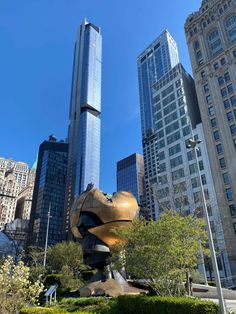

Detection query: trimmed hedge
xmin=59 ymin=296 xmax=106 ymax=306
xmin=116 ymin=295 xmax=220 ymax=314
xmin=20 ymin=308 xmax=90 ymax=314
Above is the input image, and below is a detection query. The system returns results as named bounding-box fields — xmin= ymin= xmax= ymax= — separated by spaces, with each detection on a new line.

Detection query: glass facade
xmin=117 ymin=153 xmax=144 ymax=204
xmin=64 ymin=20 xmax=102 ymax=236
xmin=137 ymin=30 xmax=179 ymax=137
xmin=28 ymin=138 xmax=68 ymax=247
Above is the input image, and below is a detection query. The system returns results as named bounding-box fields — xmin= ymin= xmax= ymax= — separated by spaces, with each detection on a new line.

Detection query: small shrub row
xmin=116 ymin=295 xmax=220 ymax=314
xmin=59 ymin=296 xmax=106 ymax=307
xmin=20 ymin=308 xmax=90 ymax=314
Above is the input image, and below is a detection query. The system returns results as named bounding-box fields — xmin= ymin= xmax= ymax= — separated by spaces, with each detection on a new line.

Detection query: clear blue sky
xmin=0 ymin=0 xmax=201 ymax=193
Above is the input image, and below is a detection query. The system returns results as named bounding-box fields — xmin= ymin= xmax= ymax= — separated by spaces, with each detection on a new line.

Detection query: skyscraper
xmin=137 ymin=31 xmax=231 ymax=281
xmin=64 ymin=20 xmax=102 ymax=237
xmin=117 ymin=153 xmax=145 ymax=204
xmin=28 ymin=136 xmax=68 ymax=247
xmin=185 ymin=0 xmax=236 ymax=281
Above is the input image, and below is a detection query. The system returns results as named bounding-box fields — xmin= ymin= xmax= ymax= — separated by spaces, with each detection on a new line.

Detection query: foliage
xmin=58 ymin=297 xmax=112 ymax=313
xmin=116 ymin=295 xmax=220 ymax=314
xmin=47 ymin=241 xmax=85 ymax=274
xmin=59 ymin=265 xmax=83 ymax=290
xmin=191 ymin=269 xmax=205 ymax=284
xmin=0 ymin=256 xmax=44 ymax=314
xmin=113 ymin=211 xmax=208 ymax=296
xmin=20 ymin=308 xmax=91 ymax=314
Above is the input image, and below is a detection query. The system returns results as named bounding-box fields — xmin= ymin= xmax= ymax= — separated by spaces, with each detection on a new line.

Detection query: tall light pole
xmin=186 ymin=138 xmax=226 ymax=314
xmin=43 ymin=203 xmax=51 ymax=267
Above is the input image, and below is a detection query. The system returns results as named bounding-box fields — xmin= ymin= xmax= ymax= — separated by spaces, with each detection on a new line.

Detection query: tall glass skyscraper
xmin=64 ymin=20 xmax=102 ymax=237
xmin=138 ymin=30 xmax=179 ymax=138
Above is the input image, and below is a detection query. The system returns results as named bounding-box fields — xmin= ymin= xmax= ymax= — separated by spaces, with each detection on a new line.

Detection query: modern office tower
xmin=117 ymin=153 xmax=145 ymax=204
xmin=64 ymin=19 xmax=102 ymax=238
xmin=28 ymin=136 xmax=68 ymax=247
xmin=137 ymin=32 xmax=231 ymax=281
xmin=185 ymin=0 xmax=236 ymax=281
xmin=0 ymin=158 xmax=32 ymax=230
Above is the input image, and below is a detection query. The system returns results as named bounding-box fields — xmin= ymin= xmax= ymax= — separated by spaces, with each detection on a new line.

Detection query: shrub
xmin=116 ymin=295 xmax=220 ymax=314
xmin=20 ymin=308 xmax=91 ymax=314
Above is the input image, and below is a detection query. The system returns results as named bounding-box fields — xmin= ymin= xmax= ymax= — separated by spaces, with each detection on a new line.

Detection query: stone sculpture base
xmin=79 ymin=270 xmax=147 ymax=297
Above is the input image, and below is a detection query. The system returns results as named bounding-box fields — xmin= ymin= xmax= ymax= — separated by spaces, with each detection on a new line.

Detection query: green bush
xmin=59 ymin=297 xmax=106 ymax=307
xmin=116 ymin=295 xmax=220 ymax=314
xmin=20 ymin=308 xmax=91 ymax=314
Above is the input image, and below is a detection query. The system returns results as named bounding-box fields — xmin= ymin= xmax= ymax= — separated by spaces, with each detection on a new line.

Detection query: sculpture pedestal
xmin=79 ymin=270 xmax=147 ymax=297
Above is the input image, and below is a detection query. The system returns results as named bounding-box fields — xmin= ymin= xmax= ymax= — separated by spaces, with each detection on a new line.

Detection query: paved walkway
xmin=206 ymin=298 xmax=236 ymax=312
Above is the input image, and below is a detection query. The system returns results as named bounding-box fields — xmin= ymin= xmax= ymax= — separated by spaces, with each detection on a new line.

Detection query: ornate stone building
xmin=185 ymin=0 xmax=236 ymax=282
xmin=0 ymin=158 xmax=35 ymax=230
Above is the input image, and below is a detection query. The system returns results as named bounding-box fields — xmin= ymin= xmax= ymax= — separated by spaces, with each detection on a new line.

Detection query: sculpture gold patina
xmin=70 ymin=185 xmax=146 ymax=296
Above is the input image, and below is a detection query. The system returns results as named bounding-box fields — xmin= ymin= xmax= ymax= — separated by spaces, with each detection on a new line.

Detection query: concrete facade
xmin=185 ymin=0 xmax=236 ymax=280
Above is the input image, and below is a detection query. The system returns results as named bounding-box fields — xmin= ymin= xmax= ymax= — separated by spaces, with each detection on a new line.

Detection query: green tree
xmin=47 ymin=241 xmax=85 ymax=274
xmin=0 ymin=256 xmax=44 ymax=314
xmin=114 ymin=211 xmax=208 ymax=296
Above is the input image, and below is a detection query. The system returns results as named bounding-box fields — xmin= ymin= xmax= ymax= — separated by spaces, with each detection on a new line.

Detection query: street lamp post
xmin=186 ymin=138 xmax=227 ymax=314
xmin=43 ymin=203 xmax=51 ymax=267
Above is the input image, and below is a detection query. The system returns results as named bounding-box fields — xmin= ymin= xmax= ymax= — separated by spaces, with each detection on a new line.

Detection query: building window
xmin=191 ymin=177 xmax=199 ymax=188
xmin=170 ymin=155 xmax=183 ymax=168
xmin=221 ymin=87 xmax=227 ymax=98
xmin=219 ymin=157 xmax=226 ymax=169
xmin=212 ymin=130 xmax=220 ymax=141
xmin=189 ymin=163 xmax=197 ymax=174
xmin=226 ymin=188 xmax=233 ymax=201
xmin=230 ymin=124 xmax=236 ymax=135
xmin=230 ymin=95 xmax=236 ymax=106
xmin=201 ymin=70 xmax=206 ymax=78
xmin=208 ymin=29 xmax=222 ymax=56
xmin=187 ymin=150 xmax=195 ymax=161
xmin=201 ymin=174 xmax=207 ymax=185
xmin=216 ymin=143 xmax=223 ymax=154
xmin=224 ymin=72 xmax=231 ymax=82
xmin=204 ymin=84 xmax=210 ymax=93
xmin=234 ymin=223 xmax=236 ymax=234
xmin=218 ymin=76 xmax=224 ymax=86
xmin=223 ymin=172 xmax=230 ymax=184
xmin=199 ymin=160 xmax=204 ymax=170
xmin=207 ymin=205 xmax=213 ymax=216
xmin=206 ymin=95 xmax=212 ymax=104
xmin=220 ymin=57 xmax=226 ymax=65
xmin=208 ymin=106 xmax=215 ymax=116
xmin=233 ymin=50 xmax=236 ymax=57
xmin=229 ymin=204 xmax=236 ymax=216
xmin=225 ymin=15 xmax=236 ymax=42
xmin=211 ymin=118 xmax=217 ymax=128
xmin=194 ymin=40 xmax=204 ymax=65
xmin=227 ymin=84 xmax=234 ymax=94
xmin=227 ymin=111 xmax=234 ymax=121
xmin=224 ymin=99 xmax=230 ymax=109
xmin=214 ymin=62 xmax=219 ymax=70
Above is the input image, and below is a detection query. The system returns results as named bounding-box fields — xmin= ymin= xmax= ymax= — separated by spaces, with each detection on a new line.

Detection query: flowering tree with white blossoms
xmin=0 ymin=256 xmax=44 ymax=314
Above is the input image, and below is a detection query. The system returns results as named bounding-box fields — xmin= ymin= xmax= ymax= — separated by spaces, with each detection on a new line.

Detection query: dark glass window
xmin=216 ymin=144 xmax=223 ymax=154
xmin=224 ymin=72 xmax=231 ymax=82
xmin=208 ymin=106 xmax=215 ymax=116
xmin=227 ymin=84 xmax=234 ymax=94
xmin=223 ymin=172 xmax=230 ymax=184
xmin=218 ymin=76 xmax=224 ymax=86
xmin=224 ymin=99 xmax=230 ymax=109
xmin=229 ymin=204 xmax=236 ymax=216
xmin=206 ymin=95 xmax=212 ymax=104
xmin=230 ymin=95 xmax=236 ymax=106
xmin=214 ymin=62 xmax=219 ymax=70
xmin=201 ymin=174 xmax=207 ymax=185
xmin=213 ymin=130 xmax=220 ymax=141
xmin=211 ymin=118 xmax=217 ymax=128
xmin=230 ymin=124 xmax=236 ymax=135
xmin=201 ymin=70 xmax=206 ymax=78
xmin=199 ymin=160 xmax=204 ymax=170
xmin=221 ymin=87 xmax=227 ymax=97
xmin=226 ymin=188 xmax=233 ymax=201
xmin=220 ymin=57 xmax=226 ymax=65
xmin=204 ymin=84 xmax=210 ymax=93
xmin=227 ymin=111 xmax=234 ymax=121
xmin=219 ymin=157 xmax=226 ymax=168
